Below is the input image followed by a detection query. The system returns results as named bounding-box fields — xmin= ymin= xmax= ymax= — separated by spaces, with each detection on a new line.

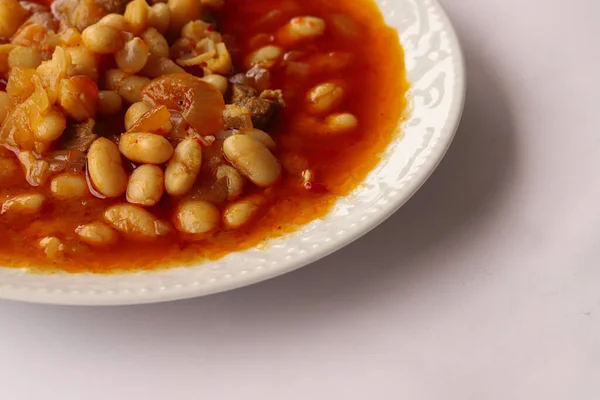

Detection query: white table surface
xmin=1 ymin=0 xmax=599 ymax=398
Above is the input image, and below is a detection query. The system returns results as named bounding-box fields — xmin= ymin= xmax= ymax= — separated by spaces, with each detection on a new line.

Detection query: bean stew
xmin=0 ymin=0 xmax=407 ymax=272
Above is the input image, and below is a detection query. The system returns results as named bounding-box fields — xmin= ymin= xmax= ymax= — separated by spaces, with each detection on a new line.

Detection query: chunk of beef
xmin=223 ymin=104 xmax=253 ymax=130
xmin=260 ymin=89 xmax=285 ymax=105
xmin=231 ymin=83 xmax=259 ymax=102
xmin=60 ymin=119 xmax=97 ymax=152
xmin=230 ymin=84 xmax=285 ymax=129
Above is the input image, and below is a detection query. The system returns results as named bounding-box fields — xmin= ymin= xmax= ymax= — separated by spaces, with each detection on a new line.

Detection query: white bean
xmin=119 ymin=132 xmax=174 ymax=164
xmin=124 ymin=0 xmax=150 ymax=35
xmin=126 ymin=164 xmax=164 ymax=206
xmin=125 ymin=101 xmax=152 ymax=130
xmin=223 ymin=135 xmax=281 ymax=187
xmin=97 ymin=13 xmax=129 ymax=31
xmin=306 ymin=82 xmax=345 ymax=115
xmin=75 ymin=221 xmax=118 ymax=246
xmin=82 ymin=25 xmax=124 ymax=54
xmin=168 ymin=0 xmax=202 ymax=36
xmin=165 ymin=138 xmax=202 ymax=196
xmin=325 ymin=112 xmax=358 ymax=133
xmin=105 ymin=69 xmax=129 ymax=91
xmin=240 ymin=128 xmax=276 ymax=151
xmin=115 ymin=37 xmax=150 ymax=74
xmin=223 ymin=196 xmax=264 ymax=229
xmin=141 ymin=27 xmax=170 ymax=57
xmin=39 ymin=236 xmax=64 ymax=260
xmin=118 ymin=75 xmax=151 ymax=104
xmin=104 ymin=204 xmax=171 ymax=238
xmin=245 ymin=45 xmax=283 ymax=69
xmin=174 ymin=199 xmax=220 ymax=235
xmin=50 ymin=173 xmax=88 ymax=199
xmin=98 ymin=90 xmax=123 ymax=115
xmin=87 ymin=138 xmax=129 ymax=198
xmin=1 ymin=193 xmax=45 ymax=215
xmin=277 ymin=16 xmax=326 ymax=45
xmin=149 ymin=3 xmax=171 ymax=34
xmin=32 ymin=107 xmax=67 ymax=142
xmin=201 ymin=74 xmax=228 ymax=95
xmin=0 ymin=0 xmax=28 ymax=39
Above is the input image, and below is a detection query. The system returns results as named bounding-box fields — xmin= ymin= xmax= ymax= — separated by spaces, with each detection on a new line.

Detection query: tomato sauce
xmin=0 ymin=0 xmax=408 ymax=273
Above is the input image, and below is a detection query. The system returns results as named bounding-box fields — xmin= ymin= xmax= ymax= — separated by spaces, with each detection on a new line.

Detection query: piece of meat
xmin=231 ymin=83 xmax=259 ymax=102
xmin=230 ymin=84 xmax=284 ymax=129
xmin=60 ymin=119 xmax=98 ymax=152
xmin=223 ymin=104 xmax=253 ymax=130
xmin=260 ymin=89 xmax=285 ymax=105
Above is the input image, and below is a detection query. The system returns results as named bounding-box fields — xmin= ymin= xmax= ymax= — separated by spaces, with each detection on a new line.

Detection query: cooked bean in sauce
xmin=0 ymin=0 xmax=408 ymax=272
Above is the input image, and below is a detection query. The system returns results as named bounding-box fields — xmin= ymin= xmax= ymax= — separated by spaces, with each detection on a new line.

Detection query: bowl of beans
xmin=0 ymin=0 xmax=465 ymax=304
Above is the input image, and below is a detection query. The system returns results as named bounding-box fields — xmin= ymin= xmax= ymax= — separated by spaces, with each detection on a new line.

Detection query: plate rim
xmin=0 ymin=0 xmax=466 ymax=306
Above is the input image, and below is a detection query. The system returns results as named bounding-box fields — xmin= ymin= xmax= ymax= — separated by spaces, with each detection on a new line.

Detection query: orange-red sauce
xmin=0 ymin=0 xmax=407 ymax=273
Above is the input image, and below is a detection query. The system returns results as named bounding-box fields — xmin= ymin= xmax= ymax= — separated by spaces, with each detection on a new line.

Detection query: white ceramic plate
xmin=0 ymin=0 xmax=465 ymax=305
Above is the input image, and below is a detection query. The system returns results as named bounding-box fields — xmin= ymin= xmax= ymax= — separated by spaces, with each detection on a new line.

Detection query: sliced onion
xmin=127 ymin=105 xmax=171 ymax=134
xmin=169 ymin=112 xmax=188 ymax=140
xmin=45 ymin=150 xmax=86 ymax=173
xmin=141 ymin=73 xmax=225 ymax=135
